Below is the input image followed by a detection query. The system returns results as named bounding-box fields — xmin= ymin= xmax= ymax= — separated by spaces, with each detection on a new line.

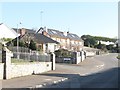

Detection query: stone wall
xmin=0 ymin=63 xmax=4 ymax=79
xmin=86 ymin=51 xmax=95 ymax=57
xmin=55 ymin=51 xmax=86 ymax=64
xmin=1 ymin=46 xmax=55 ymax=80
xmin=10 ymin=62 xmax=52 ymax=79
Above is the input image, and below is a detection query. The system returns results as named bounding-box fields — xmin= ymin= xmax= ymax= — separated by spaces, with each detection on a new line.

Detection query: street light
xmin=40 ymin=11 xmax=43 ymax=27
xmin=17 ymin=22 xmax=22 ymax=59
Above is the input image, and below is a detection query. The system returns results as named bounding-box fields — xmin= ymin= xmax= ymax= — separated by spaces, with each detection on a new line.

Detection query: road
xmin=43 ymin=53 xmax=119 ymax=88
xmin=2 ymin=53 xmax=119 ymax=88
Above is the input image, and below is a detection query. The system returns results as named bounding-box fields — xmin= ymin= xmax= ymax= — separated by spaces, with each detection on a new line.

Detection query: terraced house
xmin=12 ymin=27 xmax=83 ymax=52
xmin=37 ymin=27 xmax=84 ymax=51
xmin=12 ymin=28 xmax=59 ymax=53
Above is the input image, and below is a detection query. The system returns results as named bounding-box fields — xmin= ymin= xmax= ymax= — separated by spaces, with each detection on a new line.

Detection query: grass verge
xmin=11 ymin=58 xmax=36 ymax=63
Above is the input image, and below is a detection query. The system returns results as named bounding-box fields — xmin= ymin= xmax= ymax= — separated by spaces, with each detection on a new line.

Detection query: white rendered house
xmin=0 ymin=23 xmax=18 ymax=39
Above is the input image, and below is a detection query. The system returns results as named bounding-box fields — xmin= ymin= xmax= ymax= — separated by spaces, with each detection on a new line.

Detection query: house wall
xmin=43 ymin=44 xmax=46 ymax=53
xmin=42 ymin=43 xmax=56 ymax=53
xmin=51 ymin=36 xmax=67 ymax=50
xmin=45 ymin=31 xmax=84 ymax=51
xmin=0 ymin=24 xmax=18 ymax=39
xmin=10 ymin=62 xmax=52 ymax=79
xmin=66 ymin=38 xmax=70 ymax=49
xmin=48 ymin=43 xmax=55 ymax=53
xmin=20 ymin=28 xmax=26 ymax=36
xmin=0 ymin=63 xmax=4 ymax=79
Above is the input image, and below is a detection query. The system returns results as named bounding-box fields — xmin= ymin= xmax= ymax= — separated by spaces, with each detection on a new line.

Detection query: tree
xmin=29 ymin=40 xmax=37 ymax=50
xmin=19 ymin=41 xmax=26 ymax=47
xmin=114 ymin=44 xmax=120 ymax=53
xmin=81 ymin=35 xmax=97 ymax=47
xmin=106 ymin=44 xmax=114 ymax=50
xmin=96 ymin=41 xmax=102 ymax=49
xmin=81 ymin=34 xmax=117 ymax=49
xmin=96 ymin=41 xmax=106 ymax=51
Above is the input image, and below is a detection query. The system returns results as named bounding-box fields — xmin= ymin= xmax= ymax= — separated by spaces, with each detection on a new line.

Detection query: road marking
xmin=64 ymin=78 xmax=68 ymax=80
xmin=58 ymin=79 xmax=62 ymax=82
xmin=79 ymin=64 xmax=104 ymax=76
xmin=35 ymin=84 xmax=43 ymax=88
xmin=80 ymin=73 xmax=90 ymax=76
xmin=96 ymin=64 xmax=104 ymax=68
xmin=28 ymin=77 xmax=69 ymax=88
xmin=42 ymin=83 xmax=47 ymax=86
xmin=45 ymin=79 xmax=52 ymax=81
xmin=61 ymin=78 xmax=65 ymax=81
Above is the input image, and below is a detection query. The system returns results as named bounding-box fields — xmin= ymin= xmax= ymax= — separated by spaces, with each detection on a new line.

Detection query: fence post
xmin=74 ymin=52 xmax=81 ymax=64
xmin=51 ymin=53 xmax=55 ymax=70
xmin=2 ymin=45 xmax=13 ymax=79
xmin=81 ymin=51 xmax=85 ymax=62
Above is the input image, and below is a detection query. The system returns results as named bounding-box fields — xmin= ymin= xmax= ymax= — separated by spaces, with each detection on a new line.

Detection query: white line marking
xmin=42 ymin=83 xmax=47 ymax=86
xmin=96 ymin=64 xmax=104 ymax=68
xmin=35 ymin=84 xmax=43 ymax=88
xmin=45 ymin=79 xmax=52 ymax=81
xmin=53 ymin=80 xmax=58 ymax=84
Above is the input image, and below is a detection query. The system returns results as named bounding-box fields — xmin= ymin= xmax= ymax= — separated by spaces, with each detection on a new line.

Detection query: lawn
xmin=11 ymin=58 xmax=36 ymax=63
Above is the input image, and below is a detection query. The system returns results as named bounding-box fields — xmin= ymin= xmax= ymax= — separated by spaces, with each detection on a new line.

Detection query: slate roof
xmin=12 ymin=28 xmax=59 ymax=43
xmin=26 ymin=29 xmax=36 ymax=34
xmin=47 ymin=29 xmax=67 ymax=39
xmin=67 ymin=33 xmax=82 ymax=41
xmin=47 ymin=28 xmax=83 ymax=41
xmin=34 ymin=33 xmax=59 ymax=44
xmin=13 ymin=27 xmax=83 ymax=42
xmin=12 ymin=28 xmax=21 ymax=33
xmin=6 ymin=33 xmax=59 ymax=46
xmin=12 ymin=28 xmax=35 ymax=34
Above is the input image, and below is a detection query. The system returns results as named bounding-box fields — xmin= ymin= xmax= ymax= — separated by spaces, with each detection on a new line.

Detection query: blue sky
xmin=0 ymin=1 xmax=118 ymax=38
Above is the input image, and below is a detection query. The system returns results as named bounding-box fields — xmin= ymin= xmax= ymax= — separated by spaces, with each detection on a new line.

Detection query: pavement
xmin=1 ymin=55 xmax=106 ymax=89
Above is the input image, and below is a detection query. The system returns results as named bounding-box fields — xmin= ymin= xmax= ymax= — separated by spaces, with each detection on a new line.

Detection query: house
xmin=33 ymin=33 xmax=59 ymax=53
xmin=67 ymin=32 xmax=83 ymax=51
xmin=37 ymin=27 xmax=84 ymax=51
xmin=97 ymin=40 xmax=115 ymax=45
xmin=0 ymin=23 xmax=18 ymax=41
xmin=11 ymin=28 xmax=59 ymax=53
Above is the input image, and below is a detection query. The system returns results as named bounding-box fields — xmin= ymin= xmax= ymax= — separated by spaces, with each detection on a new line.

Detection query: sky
xmin=0 ymin=0 xmax=118 ymax=38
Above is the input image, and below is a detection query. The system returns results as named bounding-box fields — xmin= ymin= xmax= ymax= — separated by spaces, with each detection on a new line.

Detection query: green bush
xmin=29 ymin=40 xmax=37 ymax=50
xmin=1 ymin=38 xmax=12 ymax=42
xmin=54 ymin=49 xmax=72 ymax=57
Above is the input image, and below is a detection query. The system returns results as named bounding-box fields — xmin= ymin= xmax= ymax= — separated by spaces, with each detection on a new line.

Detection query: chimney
xmin=42 ymin=31 xmax=47 ymax=36
xmin=20 ymin=28 xmax=26 ymax=36
xmin=42 ymin=26 xmax=48 ymax=36
xmin=63 ymin=31 xmax=68 ymax=36
xmin=43 ymin=26 xmax=48 ymax=32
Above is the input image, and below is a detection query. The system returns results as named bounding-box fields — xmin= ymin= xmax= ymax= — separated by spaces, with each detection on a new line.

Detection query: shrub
xmin=29 ymin=40 xmax=37 ymax=50
xmin=54 ymin=49 xmax=72 ymax=57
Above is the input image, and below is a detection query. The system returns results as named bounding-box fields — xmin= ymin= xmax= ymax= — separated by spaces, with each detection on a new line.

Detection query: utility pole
xmin=17 ymin=22 xmax=22 ymax=59
xmin=40 ymin=11 xmax=43 ymax=27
